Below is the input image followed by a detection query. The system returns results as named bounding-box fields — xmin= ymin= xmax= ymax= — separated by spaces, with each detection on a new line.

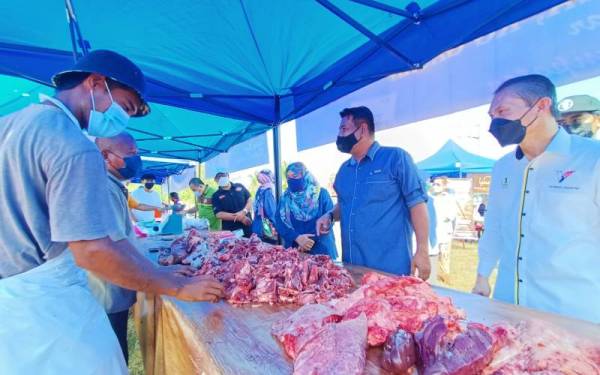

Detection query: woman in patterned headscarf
xmin=252 ymin=169 xmax=277 ymax=243
xmin=276 ymin=162 xmax=337 ymax=258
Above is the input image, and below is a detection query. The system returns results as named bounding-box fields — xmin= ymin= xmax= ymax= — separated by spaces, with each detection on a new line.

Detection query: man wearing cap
xmin=212 ymin=172 xmax=253 ymax=237
xmin=472 ymin=74 xmax=600 ymax=323
xmin=0 ymin=50 xmax=224 ymax=374
xmin=187 ymin=177 xmax=221 ymax=230
xmin=315 ymin=106 xmax=431 ymax=280
xmin=557 ymin=94 xmax=600 ymax=140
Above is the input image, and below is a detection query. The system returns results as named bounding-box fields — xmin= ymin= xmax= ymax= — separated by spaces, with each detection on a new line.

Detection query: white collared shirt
xmin=478 ymin=128 xmax=600 ymax=323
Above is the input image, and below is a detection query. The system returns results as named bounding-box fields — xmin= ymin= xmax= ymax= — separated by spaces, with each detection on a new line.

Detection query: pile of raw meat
xmin=272 ymin=271 xmax=600 ymax=375
xmin=158 ymin=229 xmax=354 ymax=305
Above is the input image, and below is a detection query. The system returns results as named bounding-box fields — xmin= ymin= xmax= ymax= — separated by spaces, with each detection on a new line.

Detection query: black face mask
xmin=489 ymin=101 xmax=539 ymax=147
xmin=564 ymin=122 xmax=593 ymax=138
xmin=144 ymin=182 xmax=155 ymax=190
xmin=336 ymin=126 xmax=360 ymax=153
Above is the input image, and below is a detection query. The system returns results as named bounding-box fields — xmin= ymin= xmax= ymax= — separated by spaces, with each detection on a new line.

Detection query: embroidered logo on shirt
xmin=218 ymin=195 xmax=226 ymax=200
xmin=236 ymin=187 xmax=242 ymax=192
xmin=558 ymin=170 xmax=575 ymax=183
xmin=501 ymin=177 xmax=509 ymax=187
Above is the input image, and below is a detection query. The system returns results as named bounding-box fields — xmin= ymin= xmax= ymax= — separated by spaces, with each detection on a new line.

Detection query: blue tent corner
xmin=417 ymin=140 xmax=496 ymax=177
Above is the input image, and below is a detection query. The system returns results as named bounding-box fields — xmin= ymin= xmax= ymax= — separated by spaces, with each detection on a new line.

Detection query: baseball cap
xmin=557 ymin=95 xmax=600 ymax=115
xmin=52 ymin=50 xmax=150 ymax=117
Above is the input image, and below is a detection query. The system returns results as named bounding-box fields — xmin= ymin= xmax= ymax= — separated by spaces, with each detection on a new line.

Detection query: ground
xmin=126 ymin=240 xmax=493 ymax=374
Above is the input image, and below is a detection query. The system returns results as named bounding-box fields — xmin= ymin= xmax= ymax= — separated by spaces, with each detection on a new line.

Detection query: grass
xmin=127 ymin=311 xmax=144 ymax=375
xmin=125 ymin=240 xmax=490 ymax=374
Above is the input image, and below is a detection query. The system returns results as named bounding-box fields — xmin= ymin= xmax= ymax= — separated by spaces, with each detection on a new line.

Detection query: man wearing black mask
xmin=473 ymin=74 xmax=600 ymax=323
xmin=316 ymin=106 xmax=431 ymax=280
xmin=131 ymin=173 xmax=162 ymax=222
xmin=557 ymin=94 xmax=600 ymax=140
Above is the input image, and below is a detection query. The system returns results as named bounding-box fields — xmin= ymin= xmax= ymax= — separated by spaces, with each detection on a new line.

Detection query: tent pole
xmin=273 ymin=95 xmax=282 ymax=203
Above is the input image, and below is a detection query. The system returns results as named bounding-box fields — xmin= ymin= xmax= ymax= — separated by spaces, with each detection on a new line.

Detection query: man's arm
xmin=316 ymin=203 xmax=339 ymax=235
xmin=69 ymin=237 xmax=223 ymax=301
xmin=410 ymin=202 xmax=431 ymax=280
xmin=136 ymin=203 xmax=164 ymax=212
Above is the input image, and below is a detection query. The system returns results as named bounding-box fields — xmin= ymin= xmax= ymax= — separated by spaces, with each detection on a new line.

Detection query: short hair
xmin=339 ymin=106 xmax=375 ymax=134
xmin=214 ymin=172 xmax=228 ymax=180
xmin=141 ymin=173 xmax=156 ymax=181
xmin=169 ymin=192 xmax=179 ymax=198
xmin=189 ymin=177 xmax=204 ymax=186
xmin=494 ymin=74 xmax=559 ymax=118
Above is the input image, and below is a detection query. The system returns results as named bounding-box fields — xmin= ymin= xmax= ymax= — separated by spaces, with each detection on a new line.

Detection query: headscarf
xmin=279 ymin=162 xmax=321 ymax=229
xmin=254 ymin=169 xmax=274 ymax=217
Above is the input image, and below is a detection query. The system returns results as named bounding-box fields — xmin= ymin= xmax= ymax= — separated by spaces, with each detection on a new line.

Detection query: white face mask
xmin=88 ymin=81 xmax=130 ymax=138
xmin=218 ymin=177 xmax=230 ymax=187
xmin=194 ymin=191 xmax=202 ymax=198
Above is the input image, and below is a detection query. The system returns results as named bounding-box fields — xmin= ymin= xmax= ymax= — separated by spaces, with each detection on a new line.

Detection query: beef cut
xmin=158 ymin=230 xmax=354 ymax=305
xmin=293 ymin=314 xmax=368 ymax=375
xmin=382 ymin=329 xmax=417 ymax=374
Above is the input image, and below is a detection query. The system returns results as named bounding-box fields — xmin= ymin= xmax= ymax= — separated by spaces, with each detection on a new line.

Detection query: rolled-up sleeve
xmin=477 ymin=166 xmax=503 ymax=277
xmin=47 ymin=151 xmax=117 ymax=242
xmin=395 ymin=151 xmax=427 ymax=208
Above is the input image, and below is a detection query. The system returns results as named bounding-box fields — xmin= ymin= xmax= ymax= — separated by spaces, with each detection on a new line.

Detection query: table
xmin=135 ymin=237 xmax=600 ymax=375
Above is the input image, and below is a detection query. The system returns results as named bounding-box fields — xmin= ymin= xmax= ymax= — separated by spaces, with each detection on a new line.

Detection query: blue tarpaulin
xmin=296 ymin=0 xmax=600 ymax=151
xmin=417 ymin=140 xmax=496 ymax=176
xmin=0 ymin=0 xmax=566 ymax=125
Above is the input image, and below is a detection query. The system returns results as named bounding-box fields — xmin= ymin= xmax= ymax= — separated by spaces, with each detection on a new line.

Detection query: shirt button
xmin=518 ymin=279 xmax=523 ymax=283
xmin=521 ymin=212 xmax=526 ymax=217
xmin=525 ymin=190 xmax=530 ymax=194
xmin=518 ymin=257 xmax=523 ymax=261
xmin=528 ymin=167 xmax=534 ymax=171
xmin=520 ymin=234 xmax=525 ymax=238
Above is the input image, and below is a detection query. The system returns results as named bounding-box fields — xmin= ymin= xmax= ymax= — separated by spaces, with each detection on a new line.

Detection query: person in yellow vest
xmin=187 ymin=177 xmax=221 ymax=230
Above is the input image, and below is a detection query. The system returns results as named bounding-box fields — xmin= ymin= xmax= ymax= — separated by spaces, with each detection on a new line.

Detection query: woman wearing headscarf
xmin=252 ymin=169 xmax=278 ymax=243
xmin=276 ymin=162 xmax=337 ymax=258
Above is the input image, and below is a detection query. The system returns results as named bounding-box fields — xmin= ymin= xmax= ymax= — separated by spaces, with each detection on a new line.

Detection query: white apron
xmin=0 ymin=250 xmax=127 ymax=374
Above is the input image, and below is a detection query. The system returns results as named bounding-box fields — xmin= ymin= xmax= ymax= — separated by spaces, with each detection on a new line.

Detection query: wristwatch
xmin=243 ymin=208 xmax=248 ymax=214
xmin=328 ymin=210 xmax=334 ymax=222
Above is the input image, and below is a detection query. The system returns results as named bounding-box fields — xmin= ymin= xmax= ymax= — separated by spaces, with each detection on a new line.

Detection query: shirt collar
xmin=515 ymin=127 xmax=570 ymax=160
xmin=348 ymin=141 xmax=380 ymax=166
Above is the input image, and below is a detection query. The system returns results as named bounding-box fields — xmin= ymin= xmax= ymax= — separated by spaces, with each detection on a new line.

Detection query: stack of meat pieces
xmin=158 ymin=230 xmax=355 ymax=305
xmin=272 ymin=272 xmax=465 ymax=374
xmin=273 ymin=271 xmax=600 ymax=375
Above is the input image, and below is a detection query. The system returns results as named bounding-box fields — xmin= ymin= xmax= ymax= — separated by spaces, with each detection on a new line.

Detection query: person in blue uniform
xmin=276 ymin=162 xmax=337 ymax=258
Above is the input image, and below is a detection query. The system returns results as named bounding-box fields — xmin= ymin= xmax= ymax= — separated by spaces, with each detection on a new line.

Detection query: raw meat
xmin=293 ymin=314 xmax=368 ymax=375
xmin=158 ymin=231 xmax=354 ymax=305
xmin=415 ymin=316 xmax=497 ymax=375
xmin=382 ymin=329 xmax=417 ymax=374
xmin=343 ymin=297 xmax=397 ymax=346
xmin=271 ymin=303 xmax=342 ymax=359
xmin=483 ymin=321 xmax=600 ymax=374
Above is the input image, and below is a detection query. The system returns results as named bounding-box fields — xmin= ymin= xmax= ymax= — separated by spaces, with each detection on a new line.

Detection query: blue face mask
xmin=117 ymin=155 xmax=142 ymax=180
xmin=88 ymin=82 xmax=130 ymax=138
xmin=287 ymin=177 xmax=306 ymax=192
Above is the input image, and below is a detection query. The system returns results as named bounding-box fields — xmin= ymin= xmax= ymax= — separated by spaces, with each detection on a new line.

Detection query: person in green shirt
xmin=187 ymin=177 xmax=221 ymax=230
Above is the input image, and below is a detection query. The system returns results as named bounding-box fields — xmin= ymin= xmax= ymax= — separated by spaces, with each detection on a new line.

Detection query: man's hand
xmin=411 ymin=248 xmax=431 ymax=281
xmin=167 ymin=264 xmax=197 ymax=277
xmin=316 ymin=214 xmax=332 ymax=235
xmin=296 ymin=234 xmax=315 ymax=252
xmin=472 ymin=274 xmax=491 ymax=297
xmin=174 ymin=275 xmax=225 ymax=302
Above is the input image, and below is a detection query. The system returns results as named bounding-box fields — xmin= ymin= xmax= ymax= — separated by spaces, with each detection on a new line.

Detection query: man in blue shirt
xmin=316 ymin=106 xmax=431 ymax=279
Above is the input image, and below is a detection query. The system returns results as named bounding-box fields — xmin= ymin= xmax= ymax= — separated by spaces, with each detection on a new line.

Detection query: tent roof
xmin=135 ymin=159 xmax=194 ymax=183
xmin=417 ymin=140 xmax=496 ymax=175
xmin=0 ymin=74 xmax=270 ymax=161
xmin=0 ymin=0 xmax=566 ymax=127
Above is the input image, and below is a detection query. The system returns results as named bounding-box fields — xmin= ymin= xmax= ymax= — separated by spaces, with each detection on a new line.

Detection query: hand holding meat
xmin=411 ymin=248 xmax=431 ymax=281
xmin=296 ymin=234 xmax=315 ymax=252
xmin=472 ymin=274 xmax=491 ymax=297
xmin=175 ymin=275 xmax=224 ymax=302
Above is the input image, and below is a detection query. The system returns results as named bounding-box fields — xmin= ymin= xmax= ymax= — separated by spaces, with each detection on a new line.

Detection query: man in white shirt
xmin=472 ymin=74 xmax=600 ymax=323
xmin=131 ymin=173 xmax=163 ymax=222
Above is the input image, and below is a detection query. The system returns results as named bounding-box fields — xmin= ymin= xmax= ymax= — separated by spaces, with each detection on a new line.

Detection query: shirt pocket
xmin=363 ymin=175 xmax=396 ymax=204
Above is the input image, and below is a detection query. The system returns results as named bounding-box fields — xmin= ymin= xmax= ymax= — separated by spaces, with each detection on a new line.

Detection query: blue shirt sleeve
xmin=394 ymin=150 xmax=427 ymax=209
xmin=275 ymin=202 xmax=300 ymax=247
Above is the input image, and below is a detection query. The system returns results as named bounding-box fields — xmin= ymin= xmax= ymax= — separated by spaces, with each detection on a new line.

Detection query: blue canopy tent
xmin=0 ymin=0 xmax=567 ymax=196
xmin=417 ymin=140 xmax=496 ymax=177
xmin=134 ymin=159 xmax=195 ymax=184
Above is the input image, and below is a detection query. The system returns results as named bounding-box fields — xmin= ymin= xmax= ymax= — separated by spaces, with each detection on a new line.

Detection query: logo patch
xmin=558 ymin=170 xmax=575 ymax=183
xmin=236 ymin=187 xmax=242 ymax=192
xmin=558 ymin=98 xmax=574 ymax=112
xmin=218 ymin=195 xmax=226 ymax=200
